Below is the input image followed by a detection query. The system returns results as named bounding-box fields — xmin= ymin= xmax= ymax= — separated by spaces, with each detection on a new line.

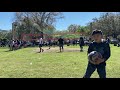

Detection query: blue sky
xmin=0 ymin=12 xmax=103 ymax=30
xmin=0 ymin=12 xmax=14 ymax=30
xmin=56 ymin=12 xmax=103 ymax=30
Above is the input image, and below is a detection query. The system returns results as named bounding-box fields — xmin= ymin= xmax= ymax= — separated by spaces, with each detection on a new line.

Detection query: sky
xmin=0 ymin=12 xmax=14 ymax=30
xmin=0 ymin=12 xmax=103 ymax=31
xmin=55 ymin=12 xmax=103 ymax=30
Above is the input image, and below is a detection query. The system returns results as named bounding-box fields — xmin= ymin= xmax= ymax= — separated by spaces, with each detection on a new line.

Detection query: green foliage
xmin=62 ymin=34 xmax=79 ymax=39
xmin=0 ymin=30 xmax=11 ymax=40
xmin=87 ymin=12 xmax=120 ymax=38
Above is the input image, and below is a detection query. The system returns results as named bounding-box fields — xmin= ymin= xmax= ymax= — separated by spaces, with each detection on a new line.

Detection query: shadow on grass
xmin=4 ymin=49 xmax=20 ymax=52
xmin=36 ymin=51 xmax=45 ymax=53
xmin=4 ymin=50 xmax=13 ymax=52
xmin=36 ymin=51 xmax=40 ymax=53
xmin=56 ymin=50 xmax=85 ymax=53
xmin=56 ymin=51 xmax=62 ymax=53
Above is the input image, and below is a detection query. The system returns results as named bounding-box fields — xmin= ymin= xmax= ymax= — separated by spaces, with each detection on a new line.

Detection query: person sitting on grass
xmin=83 ymin=30 xmax=111 ymax=78
xmin=67 ymin=39 xmax=70 ymax=46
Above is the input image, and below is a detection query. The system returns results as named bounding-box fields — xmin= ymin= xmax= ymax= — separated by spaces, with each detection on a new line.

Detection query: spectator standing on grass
xmin=67 ymin=39 xmax=70 ymax=46
xmin=53 ymin=39 xmax=56 ymax=47
xmin=72 ymin=39 xmax=75 ymax=46
xmin=55 ymin=39 xmax=58 ymax=47
xmin=48 ymin=38 xmax=52 ymax=49
xmin=75 ymin=39 xmax=78 ymax=46
xmin=79 ymin=36 xmax=84 ymax=52
xmin=12 ymin=40 xmax=15 ymax=50
xmin=39 ymin=37 xmax=44 ymax=53
xmin=8 ymin=40 xmax=12 ymax=50
xmin=58 ymin=37 xmax=64 ymax=52
xmin=106 ymin=37 xmax=110 ymax=44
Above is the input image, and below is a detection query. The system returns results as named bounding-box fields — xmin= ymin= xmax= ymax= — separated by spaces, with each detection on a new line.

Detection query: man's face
xmin=93 ymin=34 xmax=102 ymax=43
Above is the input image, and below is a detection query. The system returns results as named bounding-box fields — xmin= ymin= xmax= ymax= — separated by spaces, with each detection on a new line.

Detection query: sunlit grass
xmin=0 ymin=44 xmax=119 ymax=78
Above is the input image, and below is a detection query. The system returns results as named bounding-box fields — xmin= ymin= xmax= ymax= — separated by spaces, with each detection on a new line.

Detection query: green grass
xmin=0 ymin=44 xmax=120 ymax=78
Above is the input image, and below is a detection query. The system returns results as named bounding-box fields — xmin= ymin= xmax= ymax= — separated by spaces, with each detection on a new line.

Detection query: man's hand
xmin=95 ymin=58 xmax=104 ymax=65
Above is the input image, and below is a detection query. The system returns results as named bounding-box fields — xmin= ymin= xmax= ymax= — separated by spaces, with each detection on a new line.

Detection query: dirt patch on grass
xmin=34 ymin=46 xmax=87 ymax=53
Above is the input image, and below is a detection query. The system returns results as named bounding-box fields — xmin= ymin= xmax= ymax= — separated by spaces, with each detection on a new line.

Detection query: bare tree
xmin=68 ymin=24 xmax=80 ymax=33
xmin=13 ymin=12 xmax=63 ymax=39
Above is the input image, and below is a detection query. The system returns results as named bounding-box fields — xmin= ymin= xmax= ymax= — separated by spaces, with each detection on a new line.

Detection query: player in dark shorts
xmin=48 ymin=38 xmax=52 ymax=49
xmin=58 ymin=37 xmax=64 ymax=52
xmin=79 ymin=37 xmax=84 ymax=52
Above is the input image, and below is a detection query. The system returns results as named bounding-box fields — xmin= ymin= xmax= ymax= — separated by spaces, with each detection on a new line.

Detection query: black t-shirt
xmin=58 ymin=38 xmax=64 ymax=44
xmin=79 ymin=37 xmax=84 ymax=45
xmin=17 ymin=40 xmax=20 ymax=45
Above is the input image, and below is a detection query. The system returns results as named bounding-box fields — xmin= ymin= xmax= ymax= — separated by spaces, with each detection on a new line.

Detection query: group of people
xmin=38 ymin=36 xmax=85 ymax=53
xmin=43 ymin=39 xmax=58 ymax=47
xmin=8 ymin=40 xmax=27 ymax=51
xmin=0 ymin=40 xmax=7 ymax=47
xmin=38 ymin=37 xmax=64 ymax=53
xmin=66 ymin=39 xmax=78 ymax=46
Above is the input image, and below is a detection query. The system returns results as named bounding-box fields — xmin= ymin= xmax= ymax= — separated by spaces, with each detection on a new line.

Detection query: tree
xmin=76 ymin=26 xmax=90 ymax=36
xmin=14 ymin=12 xmax=64 ymax=40
xmin=6 ymin=30 xmax=13 ymax=40
xmin=68 ymin=24 xmax=80 ymax=33
xmin=0 ymin=29 xmax=12 ymax=41
xmin=87 ymin=12 xmax=120 ymax=38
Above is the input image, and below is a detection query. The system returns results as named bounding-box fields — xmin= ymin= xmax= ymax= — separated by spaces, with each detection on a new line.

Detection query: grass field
xmin=0 ymin=45 xmax=120 ymax=78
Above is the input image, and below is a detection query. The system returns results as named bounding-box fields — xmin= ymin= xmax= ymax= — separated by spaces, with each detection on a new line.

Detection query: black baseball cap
xmin=92 ymin=30 xmax=103 ymax=36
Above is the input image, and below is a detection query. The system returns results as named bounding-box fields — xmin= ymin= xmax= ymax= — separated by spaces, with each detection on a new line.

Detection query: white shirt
xmin=12 ymin=41 xmax=15 ymax=45
xmin=39 ymin=38 xmax=43 ymax=44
